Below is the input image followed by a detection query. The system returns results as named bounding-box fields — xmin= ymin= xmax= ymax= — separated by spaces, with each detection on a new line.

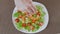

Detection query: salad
xmin=13 ymin=5 xmax=45 ymax=32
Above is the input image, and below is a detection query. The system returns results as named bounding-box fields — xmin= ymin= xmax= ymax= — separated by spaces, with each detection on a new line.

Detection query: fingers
xmin=26 ymin=0 xmax=37 ymax=12
xmin=27 ymin=6 xmax=35 ymax=14
xmin=25 ymin=0 xmax=37 ymax=14
xmin=20 ymin=0 xmax=37 ymax=14
xmin=21 ymin=0 xmax=34 ymax=14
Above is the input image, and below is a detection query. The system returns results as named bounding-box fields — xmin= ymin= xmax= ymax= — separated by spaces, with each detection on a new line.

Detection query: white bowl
xmin=12 ymin=2 xmax=49 ymax=33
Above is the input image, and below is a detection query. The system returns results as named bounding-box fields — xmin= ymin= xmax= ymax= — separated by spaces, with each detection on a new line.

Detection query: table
xmin=0 ymin=0 xmax=60 ymax=34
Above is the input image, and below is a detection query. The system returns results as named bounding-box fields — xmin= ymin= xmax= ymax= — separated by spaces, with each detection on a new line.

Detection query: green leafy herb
xmin=16 ymin=21 xmax=22 ymax=29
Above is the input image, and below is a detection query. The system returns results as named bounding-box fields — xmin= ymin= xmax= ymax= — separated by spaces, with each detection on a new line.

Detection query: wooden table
xmin=0 ymin=0 xmax=60 ymax=34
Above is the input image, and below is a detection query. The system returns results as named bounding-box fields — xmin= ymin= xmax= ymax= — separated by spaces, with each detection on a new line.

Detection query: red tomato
xmin=32 ymin=19 xmax=36 ymax=23
xmin=37 ymin=13 xmax=40 ymax=16
xmin=22 ymin=23 xmax=26 ymax=27
xmin=15 ymin=18 xmax=19 ymax=22
xmin=39 ymin=22 xmax=43 ymax=26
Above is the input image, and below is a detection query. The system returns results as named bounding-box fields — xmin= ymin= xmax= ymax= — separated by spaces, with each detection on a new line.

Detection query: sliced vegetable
xmin=22 ymin=23 xmax=26 ymax=27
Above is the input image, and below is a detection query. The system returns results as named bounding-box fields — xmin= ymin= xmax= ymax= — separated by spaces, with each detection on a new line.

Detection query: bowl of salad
xmin=12 ymin=2 xmax=49 ymax=33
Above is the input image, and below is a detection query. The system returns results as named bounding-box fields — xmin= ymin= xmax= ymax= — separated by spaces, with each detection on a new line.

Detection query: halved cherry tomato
xmin=27 ymin=23 xmax=31 ymax=26
xmin=22 ymin=23 xmax=26 ymax=27
xmin=15 ymin=18 xmax=19 ymax=22
xmin=32 ymin=19 xmax=36 ymax=23
xmin=39 ymin=22 xmax=43 ymax=26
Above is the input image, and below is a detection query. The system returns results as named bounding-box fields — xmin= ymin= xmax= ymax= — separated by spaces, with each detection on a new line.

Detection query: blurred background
xmin=0 ymin=0 xmax=60 ymax=34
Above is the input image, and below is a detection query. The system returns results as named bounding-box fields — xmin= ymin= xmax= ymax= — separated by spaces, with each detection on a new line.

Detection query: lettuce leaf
xmin=16 ymin=21 xmax=22 ymax=29
xmin=36 ymin=5 xmax=45 ymax=17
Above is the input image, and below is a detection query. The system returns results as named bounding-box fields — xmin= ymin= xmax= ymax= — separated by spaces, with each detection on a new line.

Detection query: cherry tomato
xmin=22 ymin=23 xmax=26 ymax=27
xmin=15 ymin=18 xmax=19 ymax=22
xmin=32 ymin=19 xmax=36 ymax=23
